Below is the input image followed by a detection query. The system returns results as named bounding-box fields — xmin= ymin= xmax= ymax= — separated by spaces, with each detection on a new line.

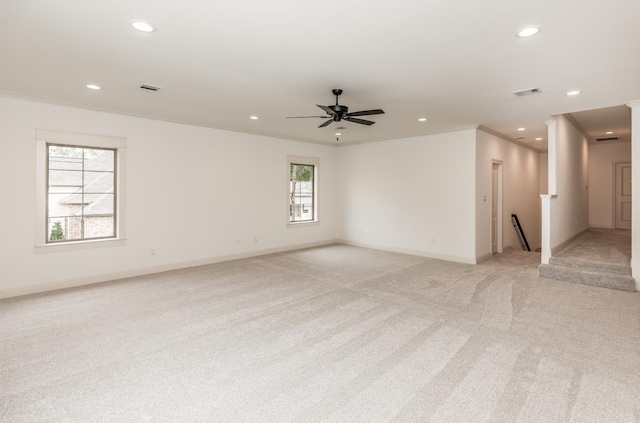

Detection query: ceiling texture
xmin=1 ymin=0 xmax=639 ymax=150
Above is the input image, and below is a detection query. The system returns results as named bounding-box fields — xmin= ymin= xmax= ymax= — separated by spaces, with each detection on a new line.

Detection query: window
xmin=288 ymin=156 xmax=318 ymax=224
xmin=46 ymin=144 xmax=116 ymax=243
xmin=36 ymin=130 xmax=127 ymax=250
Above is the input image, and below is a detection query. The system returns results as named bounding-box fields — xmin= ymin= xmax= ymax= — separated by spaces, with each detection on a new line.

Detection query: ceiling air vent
xmin=512 ymin=87 xmax=542 ymax=97
xmin=139 ymin=84 xmax=162 ymax=92
xmin=596 ymin=136 xmax=620 ymax=142
xmin=514 ymin=136 xmax=525 ymax=140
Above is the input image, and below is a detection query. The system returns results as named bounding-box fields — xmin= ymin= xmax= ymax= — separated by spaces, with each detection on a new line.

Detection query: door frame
xmin=491 ymin=159 xmax=504 ymax=254
xmin=614 ymin=160 xmax=632 ymax=229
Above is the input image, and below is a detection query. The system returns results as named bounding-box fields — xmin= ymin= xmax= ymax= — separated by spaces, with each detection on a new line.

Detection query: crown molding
xmin=626 ymin=100 xmax=640 ymax=109
xmin=563 ymin=113 xmax=591 ymax=141
xmin=477 ymin=125 xmax=543 ymax=153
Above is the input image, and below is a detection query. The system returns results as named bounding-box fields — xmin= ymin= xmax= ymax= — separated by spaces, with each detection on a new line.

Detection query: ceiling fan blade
xmin=318 ymin=119 xmax=333 ymax=128
xmin=286 ymin=116 xmax=330 ymax=119
xmin=344 ymin=117 xmax=375 ymax=126
xmin=346 ymin=109 xmax=385 ymax=117
xmin=317 ymin=105 xmax=336 ymax=116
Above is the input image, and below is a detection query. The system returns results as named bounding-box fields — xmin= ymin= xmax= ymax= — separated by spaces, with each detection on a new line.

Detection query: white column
xmin=546 ymin=119 xmax=557 ymax=196
xmin=540 ymin=119 xmax=556 ymax=264
xmin=540 ymin=194 xmax=555 ymax=264
xmin=628 ymin=101 xmax=640 ymax=290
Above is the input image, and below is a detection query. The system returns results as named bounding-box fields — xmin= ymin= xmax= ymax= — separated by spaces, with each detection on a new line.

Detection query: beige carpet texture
xmin=1 ymin=245 xmax=639 ymax=422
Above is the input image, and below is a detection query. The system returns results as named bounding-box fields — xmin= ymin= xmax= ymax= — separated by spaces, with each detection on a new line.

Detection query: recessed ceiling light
xmin=249 ymin=116 xmax=259 ymax=120
xmin=535 ymin=137 xmax=543 ymax=141
xmin=418 ymin=118 xmax=427 ymax=122
xmin=86 ymin=84 xmax=101 ymax=90
xmin=131 ymin=20 xmax=156 ymax=33
xmin=566 ymin=90 xmax=581 ymax=96
xmin=517 ymin=127 xmax=526 ymax=131
xmin=606 ymin=131 xmax=614 ymax=135
xmin=516 ymin=26 xmax=541 ymax=38
xmin=335 ymin=132 xmax=342 ymax=136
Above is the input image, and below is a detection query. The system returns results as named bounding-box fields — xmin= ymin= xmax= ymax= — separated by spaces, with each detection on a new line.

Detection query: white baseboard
xmin=476 ymin=253 xmax=493 ymax=264
xmin=336 ymin=239 xmax=477 ymax=265
xmin=0 ymin=239 xmax=337 ymax=300
xmin=551 ymin=229 xmax=588 ymax=256
xmin=588 ymin=224 xmax=616 ymax=229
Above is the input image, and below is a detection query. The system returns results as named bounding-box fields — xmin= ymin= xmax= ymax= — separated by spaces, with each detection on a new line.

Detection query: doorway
xmin=491 ymin=161 xmax=503 ymax=254
xmin=615 ymin=161 xmax=631 ymax=229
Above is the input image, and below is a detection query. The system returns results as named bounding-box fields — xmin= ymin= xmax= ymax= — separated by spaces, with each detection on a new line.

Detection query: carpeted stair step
xmin=549 ymin=256 xmax=631 ymax=275
xmin=537 ymin=264 xmax=635 ymax=292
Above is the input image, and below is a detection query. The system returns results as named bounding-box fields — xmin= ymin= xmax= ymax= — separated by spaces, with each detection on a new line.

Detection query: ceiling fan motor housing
xmin=329 ymin=104 xmax=349 ymax=120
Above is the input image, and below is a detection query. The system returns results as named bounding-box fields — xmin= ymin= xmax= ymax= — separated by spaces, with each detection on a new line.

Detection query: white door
xmin=491 ymin=163 xmax=500 ymax=254
xmin=615 ymin=162 xmax=632 ymax=229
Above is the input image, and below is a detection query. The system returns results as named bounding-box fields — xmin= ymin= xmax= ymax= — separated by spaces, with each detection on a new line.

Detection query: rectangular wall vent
xmin=595 ymin=136 xmax=620 ymax=142
xmin=139 ymin=84 xmax=162 ymax=92
xmin=512 ymin=87 xmax=542 ymax=96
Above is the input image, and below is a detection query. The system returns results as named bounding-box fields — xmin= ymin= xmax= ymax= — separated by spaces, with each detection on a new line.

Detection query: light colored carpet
xmin=1 ymin=245 xmax=639 ymax=422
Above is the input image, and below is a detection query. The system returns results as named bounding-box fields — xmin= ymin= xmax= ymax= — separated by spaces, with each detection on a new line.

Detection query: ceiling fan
xmin=287 ymin=89 xmax=385 ymax=128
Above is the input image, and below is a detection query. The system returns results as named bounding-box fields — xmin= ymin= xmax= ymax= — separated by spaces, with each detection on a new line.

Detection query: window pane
xmin=290 ymin=164 xmax=314 ymax=222
xmin=82 ymin=194 xmax=114 ymax=216
xmin=49 ymin=169 xmax=83 ymax=187
xmin=84 ymin=149 xmax=114 ymax=171
xmin=47 ymin=218 xmax=67 ymax=242
xmin=84 ymin=216 xmax=115 ymax=238
xmin=45 ymin=142 xmax=118 ymax=244
xmin=48 ymin=192 xmax=84 ymax=218
xmin=83 ymin=172 xmax=114 ymax=193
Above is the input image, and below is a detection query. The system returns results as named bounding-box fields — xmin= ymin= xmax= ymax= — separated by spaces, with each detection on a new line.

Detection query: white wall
xmin=0 ymin=96 xmax=338 ymax=297
xmin=475 ymin=130 xmax=541 ymax=257
xmin=588 ymin=142 xmax=631 ymax=228
xmin=550 ymin=115 xmax=589 ymax=250
xmin=336 ymin=129 xmax=478 ymax=264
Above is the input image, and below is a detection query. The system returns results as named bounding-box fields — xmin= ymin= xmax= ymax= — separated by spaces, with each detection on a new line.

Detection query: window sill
xmin=287 ymin=221 xmax=320 ymax=228
xmin=35 ymin=238 xmax=127 ymax=253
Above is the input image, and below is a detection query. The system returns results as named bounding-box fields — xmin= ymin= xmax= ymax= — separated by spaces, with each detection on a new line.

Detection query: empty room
xmin=1 ymin=1 xmax=640 ymax=422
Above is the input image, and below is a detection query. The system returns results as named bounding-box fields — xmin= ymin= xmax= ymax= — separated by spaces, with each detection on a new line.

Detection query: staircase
xmin=538 ymin=256 xmax=635 ymax=292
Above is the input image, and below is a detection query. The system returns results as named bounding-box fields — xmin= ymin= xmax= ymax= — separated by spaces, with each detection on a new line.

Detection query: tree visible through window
xmin=290 ymin=163 xmax=314 ymax=222
xmin=46 ymin=144 xmax=116 ymax=243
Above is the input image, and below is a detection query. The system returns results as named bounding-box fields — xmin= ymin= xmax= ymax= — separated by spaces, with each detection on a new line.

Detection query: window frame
xmin=287 ymin=155 xmax=319 ymax=226
xmin=35 ymin=129 xmax=127 ymax=251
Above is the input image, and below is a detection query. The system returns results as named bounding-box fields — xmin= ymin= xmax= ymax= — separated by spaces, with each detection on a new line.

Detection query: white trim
xmin=551 ymin=228 xmax=588 ymax=256
xmin=1 ymin=239 xmax=336 ymax=300
xmin=476 ymin=253 xmax=493 ymax=264
xmin=35 ymin=130 xmax=127 ymax=249
xmin=35 ymin=238 xmax=127 ymax=253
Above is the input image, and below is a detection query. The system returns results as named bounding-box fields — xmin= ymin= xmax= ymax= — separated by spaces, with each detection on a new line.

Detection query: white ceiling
xmin=1 ymin=0 xmax=639 ymax=150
